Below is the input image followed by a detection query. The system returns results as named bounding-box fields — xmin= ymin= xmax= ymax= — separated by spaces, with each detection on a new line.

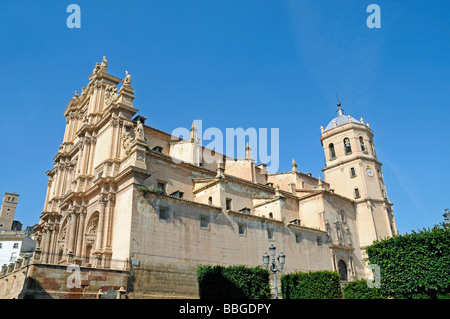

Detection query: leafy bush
xmin=281 ymin=270 xmax=342 ymax=299
xmin=197 ymin=265 xmax=271 ymax=299
xmin=366 ymin=224 xmax=450 ymax=298
xmin=343 ymin=279 xmax=385 ymax=299
xmin=137 ymin=184 xmax=165 ymax=195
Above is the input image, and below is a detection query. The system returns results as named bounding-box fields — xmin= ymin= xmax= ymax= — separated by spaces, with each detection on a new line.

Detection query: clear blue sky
xmin=0 ymin=1 xmax=448 ymax=235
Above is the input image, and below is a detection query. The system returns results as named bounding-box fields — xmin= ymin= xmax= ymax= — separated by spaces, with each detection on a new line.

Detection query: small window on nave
xmin=354 ymin=188 xmax=360 ymax=199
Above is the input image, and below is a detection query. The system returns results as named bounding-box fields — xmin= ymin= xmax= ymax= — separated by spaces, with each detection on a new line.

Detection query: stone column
xmin=75 ymin=210 xmax=87 ymax=259
xmin=46 ymin=226 xmax=54 ymax=263
xmin=102 ymin=195 xmax=115 ymax=249
xmin=42 ymin=227 xmax=51 ymax=263
xmin=115 ymin=120 xmax=124 ymax=159
xmin=43 ymin=179 xmax=52 ymax=211
xmin=88 ymin=139 xmax=96 ymax=175
xmin=95 ymin=197 xmax=107 ymax=252
xmin=82 ymin=139 xmax=90 ymax=176
xmin=67 ymin=210 xmax=78 ymax=256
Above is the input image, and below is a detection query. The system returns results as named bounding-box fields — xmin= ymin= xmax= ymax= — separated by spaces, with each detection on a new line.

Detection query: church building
xmin=0 ymin=58 xmax=397 ymax=298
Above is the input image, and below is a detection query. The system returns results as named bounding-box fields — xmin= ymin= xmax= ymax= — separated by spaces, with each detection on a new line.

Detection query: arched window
xmin=338 ymin=260 xmax=348 ymax=281
xmin=359 ymin=137 xmax=366 ymax=152
xmin=329 ymin=143 xmax=336 ymax=159
xmin=208 ymin=196 xmax=213 ymax=206
xmin=269 ymin=212 xmax=273 ymax=219
xmin=344 ymin=138 xmax=352 ymax=154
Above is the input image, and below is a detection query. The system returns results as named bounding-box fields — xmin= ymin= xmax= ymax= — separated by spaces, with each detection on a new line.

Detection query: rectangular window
xmin=200 ymin=216 xmax=208 ymax=229
xmin=295 ymin=233 xmax=302 ymax=244
xmin=350 ymin=167 xmax=356 ymax=177
xmin=226 ymin=198 xmax=232 ymax=210
xmin=159 ymin=207 xmax=169 ymax=220
xmin=354 ymin=188 xmax=360 ymax=199
xmin=268 ymin=228 xmax=274 ymax=240
xmin=170 ymin=190 xmax=184 ymax=199
xmin=238 ymin=224 xmax=246 ymax=235
xmin=13 ymin=243 xmax=19 ymax=249
xmin=317 ymin=236 xmax=322 ymax=246
xmin=152 ymin=146 xmax=163 ymax=153
xmin=157 ymin=181 xmax=166 ymax=194
xmin=0 ymin=243 xmax=2 ymax=249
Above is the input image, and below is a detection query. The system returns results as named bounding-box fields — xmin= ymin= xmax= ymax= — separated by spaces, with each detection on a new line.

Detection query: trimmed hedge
xmin=366 ymin=224 xmax=450 ymax=298
xmin=281 ymin=270 xmax=342 ymax=299
xmin=197 ymin=265 xmax=271 ymax=299
xmin=343 ymin=279 xmax=385 ymax=299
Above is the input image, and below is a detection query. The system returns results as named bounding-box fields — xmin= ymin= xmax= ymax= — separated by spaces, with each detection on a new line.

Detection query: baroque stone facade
xmin=0 ymin=58 xmax=397 ymax=298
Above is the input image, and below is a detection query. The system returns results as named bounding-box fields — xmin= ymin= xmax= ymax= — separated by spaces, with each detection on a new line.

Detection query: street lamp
xmin=263 ymin=244 xmax=285 ymax=299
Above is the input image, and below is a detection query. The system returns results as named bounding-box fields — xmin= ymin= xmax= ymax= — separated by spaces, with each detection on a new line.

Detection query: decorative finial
xmin=320 ymin=125 xmax=324 ymax=133
xmin=292 ymin=158 xmax=297 ymax=172
xmin=190 ymin=120 xmax=197 ymax=141
xmin=336 ymin=92 xmax=344 ymax=116
xmin=216 ymin=162 xmax=225 ymax=178
xmin=245 ymin=142 xmax=252 ymax=159
xmin=360 ymin=117 xmax=364 ymax=124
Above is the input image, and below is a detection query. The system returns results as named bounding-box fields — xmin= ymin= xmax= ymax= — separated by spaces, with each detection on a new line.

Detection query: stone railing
xmin=0 ymin=255 xmax=31 ymax=278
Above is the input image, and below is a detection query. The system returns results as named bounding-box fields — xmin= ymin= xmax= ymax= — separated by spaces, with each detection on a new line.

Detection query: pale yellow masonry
xmin=27 ymin=58 xmax=397 ymax=298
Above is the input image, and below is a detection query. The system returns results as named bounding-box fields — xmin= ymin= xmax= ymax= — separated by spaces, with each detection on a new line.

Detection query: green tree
xmin=366 ymin=224 xmax=450 ymax=299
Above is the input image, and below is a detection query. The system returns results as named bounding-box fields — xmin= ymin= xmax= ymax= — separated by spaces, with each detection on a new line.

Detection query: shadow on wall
xmin=18 ymin=277 xmax=53 ymax=299
xmin=198 ymin=268 xmax=248 ymax=299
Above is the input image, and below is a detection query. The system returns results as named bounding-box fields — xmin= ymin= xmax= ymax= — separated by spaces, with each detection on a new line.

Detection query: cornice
xmin=287 ymin=223 xmax=328 ymax=235
xmin=226 ymin=210 xmax=285 ymax=225
xmin=322 ymin=154 xmax=383 ymax=172
xmin=328 ymin=244 xmax=355 ymax=252
xmin=138 ymin=186 xmax=223 ymax=212
xmin=320 ymin=122 xmax=373 ymax=143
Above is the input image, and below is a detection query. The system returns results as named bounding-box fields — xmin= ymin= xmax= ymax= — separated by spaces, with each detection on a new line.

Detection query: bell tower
xmin=320 ymin=102 xmax=397 ymax=248
xmin=0 ymin=193 xmax=19 ymax=230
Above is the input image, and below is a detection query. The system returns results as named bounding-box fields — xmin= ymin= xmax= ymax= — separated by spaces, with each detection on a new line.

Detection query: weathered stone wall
xmin=0 ymin=262 xmax=129 ymax=299
xmin=125 ymin=190 xmax=351 ymax=298
xmin=127 ymin=262 xmax=199 ymax=299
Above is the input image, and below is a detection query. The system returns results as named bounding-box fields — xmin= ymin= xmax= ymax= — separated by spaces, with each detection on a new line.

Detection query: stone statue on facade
xmin=122 ymin=132 xmax=133 ymax=155
xmin=92 ymin=56 xmax=108 ymax=74
xmin=134 ymin=120 xmax=145 ymax=141
xmin=122 ymin=71 xmax=132 ymax=87
xmin=100 ymin=56 xmax=108 ymax=71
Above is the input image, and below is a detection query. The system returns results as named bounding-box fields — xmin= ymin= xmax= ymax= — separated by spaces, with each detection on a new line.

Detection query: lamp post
xmin=263 ymin=244 xmax=285 ymax=299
